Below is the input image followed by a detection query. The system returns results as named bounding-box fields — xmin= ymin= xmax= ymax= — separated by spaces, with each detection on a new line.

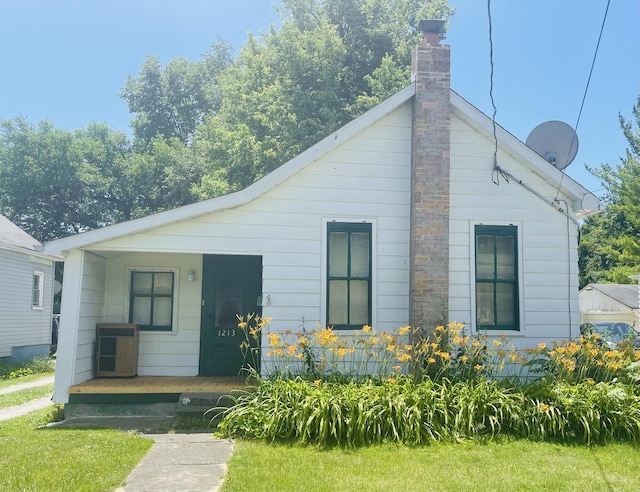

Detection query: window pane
xmin=351 ymin=232 xmax=370 ymax=277
xmin=476 ymin=235 xmax=494 ymax=279
xmin=154 ymin=272 xmax=173 ymax=295
xmin=349 ymin=280 xmax=369 ymax=325
xmin=216 ymin=297 xmax=242 ymax=326
xmin=496 ymin=283 xmax=515 ymax=325
xmin=476 ymin=283 xmax=495 ymax=325
xmin=153 ymin=297 xmax=172 ymax=326
xmin=496 ymin=236 xmax=515 ymax=279
xmin=131 ymin=297 xmax=151 ymax=325
xmin=32 ymin=274 xmax=42 ymax=307
xmin=132 ymin=273 xmax=153 ymax=294
xmin=328 ymin=280 xmax=348 ymax=325
xmin=329 ymin=232 xmax=348 ymax=276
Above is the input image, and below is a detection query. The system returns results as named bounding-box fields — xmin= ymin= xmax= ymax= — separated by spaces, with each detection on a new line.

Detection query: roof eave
xmin=450 ymin=90 xmax=603 ymax=218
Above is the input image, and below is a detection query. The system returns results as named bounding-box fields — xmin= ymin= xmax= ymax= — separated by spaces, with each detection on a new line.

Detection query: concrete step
xmin=176 ymin=392 xmax=235 ymax=417
xmin=64 ymin=402 xmax=177 ymax=419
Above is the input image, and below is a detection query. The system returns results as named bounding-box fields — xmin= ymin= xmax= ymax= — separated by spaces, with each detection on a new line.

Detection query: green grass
xmin=0 ymin=407 xmax=153 ymax=492
xmin=0 ymin=384 xmax=54 ymax=409
xmin=221 ymin=439 xmax=640 ymax=492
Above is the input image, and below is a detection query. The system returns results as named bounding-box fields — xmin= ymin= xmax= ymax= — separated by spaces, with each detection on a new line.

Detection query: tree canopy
xmin=579 ymin=96 xmax=640 ymax=286
xmin=0 ymin=0 xmax=456 ymax=241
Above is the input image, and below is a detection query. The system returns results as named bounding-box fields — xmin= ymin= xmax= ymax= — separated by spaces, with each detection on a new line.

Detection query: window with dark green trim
xmin=327 ymin=222 xmax=372 ymax=330
xmin=129 ymin=271 xmax=174 ymax=331
xmin=475 ymin=225 xmax=519 ymax=331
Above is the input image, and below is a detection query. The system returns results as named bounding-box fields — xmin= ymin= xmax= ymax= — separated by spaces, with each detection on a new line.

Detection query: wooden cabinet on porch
xmin=95 ymin=323 xmax=140 ymax=377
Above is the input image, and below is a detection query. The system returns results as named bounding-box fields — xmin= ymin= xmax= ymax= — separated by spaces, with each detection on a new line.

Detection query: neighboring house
xmin=44 ymin=21 xmax=601 ymax=405
xmin=0 ymin=214 xmax=56 ymax=361
xmin=580 ymin=283 xmax=640 ymax=327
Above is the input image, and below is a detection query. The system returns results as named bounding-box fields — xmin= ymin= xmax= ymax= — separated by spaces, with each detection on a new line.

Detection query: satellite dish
xmin=525 ymin=120 xmax=578 ymax=170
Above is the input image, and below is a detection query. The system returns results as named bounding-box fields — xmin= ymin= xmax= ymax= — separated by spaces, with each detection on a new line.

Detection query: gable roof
xmin=44 ymin=84 xmax=601 ymax=257
xmin=0 ymin=214 xmax=41 ymax=252
xmin=581 ymin=284 xmax=639 ymax=310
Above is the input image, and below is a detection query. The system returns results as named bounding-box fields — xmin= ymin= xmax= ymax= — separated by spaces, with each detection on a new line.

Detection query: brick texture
xmin=409 ymin=40 xmax=451 ymax=338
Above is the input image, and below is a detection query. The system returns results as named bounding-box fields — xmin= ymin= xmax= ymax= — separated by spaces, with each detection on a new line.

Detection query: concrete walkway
xmin=116 ymin=433 xmax=234 ymax=492
xmin=0 ymin=374 xmax=54 ymax=395
xmin=0 ymin=375 xmax=55 ymax=421
xmin=1 ymin=376 xmax=235 ymax=491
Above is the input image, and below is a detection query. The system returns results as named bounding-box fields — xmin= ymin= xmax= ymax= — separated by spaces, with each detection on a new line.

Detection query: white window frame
xmin=321 ymin=218 xmax=377 ymax=330
xmin=32 ymin=271 xmax=44 ymax=309
xmin=469 ymin=221 xmax=525 ymax=336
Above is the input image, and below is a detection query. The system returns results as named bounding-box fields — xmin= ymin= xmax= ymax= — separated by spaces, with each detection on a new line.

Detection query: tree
xmin=0 ymin=119 xmax=212 ymax=241
xmin=0 ymin=118 xmax=101 ymax=242
xmin=197 ymin=0 xmax=454 ymax=193
xmin=120 ymin=40 xmax=232 ymax=145
xmin=579 ymin=96 xmax=640 ymax=286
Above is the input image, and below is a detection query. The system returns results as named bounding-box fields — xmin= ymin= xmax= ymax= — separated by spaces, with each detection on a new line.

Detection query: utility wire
xmin=555 ymin=0 xmax=611 ymax=199
xmin=487 ymin=0 xmax=508 ymax=185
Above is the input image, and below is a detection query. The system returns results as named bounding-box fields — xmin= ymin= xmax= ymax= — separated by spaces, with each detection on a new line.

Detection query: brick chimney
xmin=409 ymin=20 xmax=451 ymax=337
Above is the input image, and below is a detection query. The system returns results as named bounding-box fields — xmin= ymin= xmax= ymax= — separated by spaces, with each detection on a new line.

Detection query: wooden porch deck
xmin=69 ymin=376 xmax=253 ymax=395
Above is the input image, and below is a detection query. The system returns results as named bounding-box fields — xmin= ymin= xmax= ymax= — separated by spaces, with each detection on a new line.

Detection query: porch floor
xmin=68 ymin=376 xmax=253 ymax=395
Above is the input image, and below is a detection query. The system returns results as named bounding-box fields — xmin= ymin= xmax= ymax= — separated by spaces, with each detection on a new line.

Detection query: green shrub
xmin=523 ymin=380 xmax=640 ymax=444
xmin=215 ymin=377 xmax=530 ymax=446
xmin=219 ymin=321 xmax=640 ymax=446
xmin=0 ymin=356 xmax=54 ymax=379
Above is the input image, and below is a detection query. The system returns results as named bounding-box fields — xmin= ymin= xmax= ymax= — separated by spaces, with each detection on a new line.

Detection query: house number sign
xmin=217 ymin=329 xmax=236 ymax=337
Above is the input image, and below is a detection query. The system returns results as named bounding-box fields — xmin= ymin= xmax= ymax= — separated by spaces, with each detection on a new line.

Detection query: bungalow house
xmin=0 ymin=214 xmax=56 ymax=361
xmin=44 ymin=21 xmax=600 ymax=408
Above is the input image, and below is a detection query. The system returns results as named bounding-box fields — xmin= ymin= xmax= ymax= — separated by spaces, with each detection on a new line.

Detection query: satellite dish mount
xmin=525 ymin=120 xmax=578 ymax=171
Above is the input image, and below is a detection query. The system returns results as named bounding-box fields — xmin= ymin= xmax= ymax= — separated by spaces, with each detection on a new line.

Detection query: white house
xmin=44 ymin=22 xmax=600 ymax=405
xmin=0 ymin=214 xmax=56 ymax=361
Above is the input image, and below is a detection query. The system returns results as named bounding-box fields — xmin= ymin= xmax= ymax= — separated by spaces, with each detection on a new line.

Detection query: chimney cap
xmin=418 ymin=19 xmax=445 ymax=34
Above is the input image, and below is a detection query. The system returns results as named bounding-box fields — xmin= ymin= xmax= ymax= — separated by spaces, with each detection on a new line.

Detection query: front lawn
xmin=222 ymin=439 xmax=640 ymax=492
xmin=0 ymin=408 xmax=152 ymax=492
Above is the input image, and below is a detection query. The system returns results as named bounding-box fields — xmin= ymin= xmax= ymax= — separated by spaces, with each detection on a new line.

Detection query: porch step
xmin=64 ymin=401 xmax=177 ymax=419
xmin=176 ymin=392 xmax=236 ymax=418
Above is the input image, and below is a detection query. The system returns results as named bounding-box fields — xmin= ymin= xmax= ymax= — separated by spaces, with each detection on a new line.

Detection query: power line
xmin=555 ymin=0 xmax=611 ymax=200
xmin=487 ymin=0 xmax=508 ymax=185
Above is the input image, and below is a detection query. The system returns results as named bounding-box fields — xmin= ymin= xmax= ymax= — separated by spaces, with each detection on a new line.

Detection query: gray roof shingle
xmin=0 ymin=214 xmax=41 ymax=251
xmin=585 ymin=283 xmax=639 ymax=309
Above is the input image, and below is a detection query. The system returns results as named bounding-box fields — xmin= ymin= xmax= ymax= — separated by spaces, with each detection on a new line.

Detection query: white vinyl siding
xmin=449 ymin=110 xmax=580 ymax=344
xmin=53 ymin=102 xmax=411 ymax=383
xmin=0 ymin=248 xmax=53 ymax=358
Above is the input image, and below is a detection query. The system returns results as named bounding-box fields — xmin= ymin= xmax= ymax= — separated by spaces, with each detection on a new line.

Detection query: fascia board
xmin=0 ymin=242 xmax=61 ymax=261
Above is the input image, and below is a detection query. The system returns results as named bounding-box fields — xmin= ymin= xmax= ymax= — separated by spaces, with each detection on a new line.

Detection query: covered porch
xmin=64 ymin=376 xmax=255 ymax=421
xmin=68 ymin=375 xmax=252 ymax=396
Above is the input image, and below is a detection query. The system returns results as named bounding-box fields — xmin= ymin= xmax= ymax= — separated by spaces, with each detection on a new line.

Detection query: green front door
xmin=199 ymin=255 xmax=262 ymax=376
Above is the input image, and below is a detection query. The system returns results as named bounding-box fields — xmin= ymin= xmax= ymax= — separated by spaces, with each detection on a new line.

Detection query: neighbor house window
xmin=327 ymin=222 xmax=372 ymax=329
xmin=129 ymin=271 xmax=174 ymax=331
xmin=475 ymin=225 xmax=519 ymax=331
xmin=32 ymin=271 xmax=44 ymax=309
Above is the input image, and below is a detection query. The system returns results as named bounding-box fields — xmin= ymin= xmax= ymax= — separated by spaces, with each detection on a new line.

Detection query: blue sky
xmin=0 ymin=1 xmax=637 ymax=197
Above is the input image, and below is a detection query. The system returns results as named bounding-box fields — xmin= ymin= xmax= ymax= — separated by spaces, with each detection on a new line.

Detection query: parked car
xmin=579 ymin=322 xmax=640 ymax=349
